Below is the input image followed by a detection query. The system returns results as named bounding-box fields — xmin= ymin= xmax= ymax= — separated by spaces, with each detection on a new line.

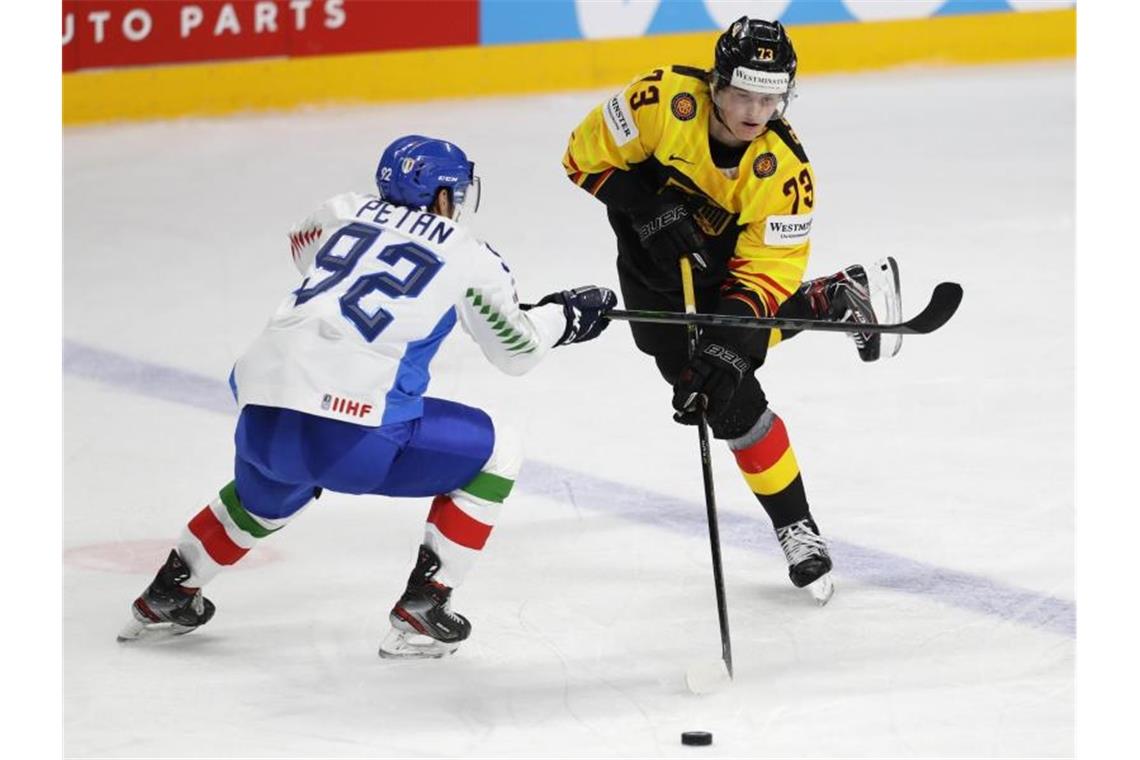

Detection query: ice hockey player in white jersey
xmin=118 ymin=134 xmax=617 ymax=659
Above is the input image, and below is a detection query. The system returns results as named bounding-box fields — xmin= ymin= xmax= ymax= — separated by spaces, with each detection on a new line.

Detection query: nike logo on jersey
xmin=669 ymin=154 xmax=694 ymax=165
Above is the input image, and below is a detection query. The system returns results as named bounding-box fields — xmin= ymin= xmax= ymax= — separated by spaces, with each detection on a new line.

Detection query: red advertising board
xmin=62 ymin=0 xmax=479 ymax=72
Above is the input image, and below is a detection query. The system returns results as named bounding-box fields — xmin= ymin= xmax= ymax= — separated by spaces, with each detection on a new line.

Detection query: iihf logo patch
xmin=752 ymin=152 xmax=778 ymax=179
xmin=671 ymin=93 xmax=697 ymax=122
xmin=320 ymin=393 xmax=375 ymax=418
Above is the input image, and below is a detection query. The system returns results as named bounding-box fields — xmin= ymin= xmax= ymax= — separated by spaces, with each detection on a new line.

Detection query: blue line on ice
xmin=64 ymin=339 xmax=1075 ymax=637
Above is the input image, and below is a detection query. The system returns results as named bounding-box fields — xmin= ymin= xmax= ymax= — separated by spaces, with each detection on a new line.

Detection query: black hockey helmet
xmin=712 ymin=17 xmax=797 ymax=97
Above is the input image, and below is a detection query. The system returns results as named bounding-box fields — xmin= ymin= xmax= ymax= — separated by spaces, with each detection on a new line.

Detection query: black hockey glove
xmin=534 ymin=285 xmax=618 ymax=346
xmin=672 ymin=340 xmax=752 ymax=424
xmin=629 ymin=191 xmax=709 ymax=271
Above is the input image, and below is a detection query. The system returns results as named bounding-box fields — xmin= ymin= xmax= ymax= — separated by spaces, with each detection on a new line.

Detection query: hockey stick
xmin=679 ymin=256 xmax=734 ymax=684
xmin=606 ymin=281 xmax=963 ymax=336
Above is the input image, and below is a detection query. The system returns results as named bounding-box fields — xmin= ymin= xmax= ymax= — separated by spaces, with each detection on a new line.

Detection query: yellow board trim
xmin=741 ymin=446 xmax=801 ymax=497
xmin=63 ymin=9 xmax=1074 ymax=125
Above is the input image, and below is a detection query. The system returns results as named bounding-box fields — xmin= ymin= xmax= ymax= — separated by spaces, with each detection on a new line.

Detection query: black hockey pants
xmin=615 ymin=258 xmax=769 ymax=441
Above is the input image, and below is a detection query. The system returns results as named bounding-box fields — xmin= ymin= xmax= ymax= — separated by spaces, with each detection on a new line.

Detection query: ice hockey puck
xmin=681 ymin=731 xmax=713 ymax=746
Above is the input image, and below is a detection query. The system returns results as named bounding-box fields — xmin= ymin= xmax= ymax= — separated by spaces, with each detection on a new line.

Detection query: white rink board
xmin=64 ymin=61 xmax=1074 ymax=758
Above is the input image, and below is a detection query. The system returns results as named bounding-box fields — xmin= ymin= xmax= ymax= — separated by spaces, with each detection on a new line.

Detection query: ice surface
xmin=64 ymin=61 xmax=1074 ymax=757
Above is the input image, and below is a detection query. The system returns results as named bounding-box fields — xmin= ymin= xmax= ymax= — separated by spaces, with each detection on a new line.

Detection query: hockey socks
xmin=176 ymin=481 xmax=303 ymax=587
xmin=727 ymin=408 xmax=812 ymax=528
xmin=423 ymin=426 xmax=522 ymax=589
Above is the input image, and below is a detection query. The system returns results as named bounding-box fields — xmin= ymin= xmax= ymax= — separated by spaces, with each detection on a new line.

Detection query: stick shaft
xmin=679 ymin=257 xmax=733 ymax=679
xmin=606 ymin=281 xmax=963 ymax=336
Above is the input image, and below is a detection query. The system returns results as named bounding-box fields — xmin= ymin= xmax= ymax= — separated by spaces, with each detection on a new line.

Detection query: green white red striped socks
xmin=176 ymin=481 xmax=302 ymax=587
xmin=424 ymin=425 xmax=522 ymax=588
xmin=172 ymin=425 xmax=522 ymax=591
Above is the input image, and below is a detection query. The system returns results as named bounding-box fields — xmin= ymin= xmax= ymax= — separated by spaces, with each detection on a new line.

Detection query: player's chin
xmin=733 ymin=122 xmax=766 ymax=141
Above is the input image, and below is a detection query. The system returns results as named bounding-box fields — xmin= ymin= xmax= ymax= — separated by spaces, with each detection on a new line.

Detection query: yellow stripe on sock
xmin=741 ymin=446 xmax=801 ymax=496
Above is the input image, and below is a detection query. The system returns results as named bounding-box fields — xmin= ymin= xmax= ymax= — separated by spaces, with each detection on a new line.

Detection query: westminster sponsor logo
xmin=764 ymin=213 xmax=813 ymax=246
xmin=731 ymin=67 xmax=790 ymax=95
xmin=603 ymin=93 xmax=639 ymax=146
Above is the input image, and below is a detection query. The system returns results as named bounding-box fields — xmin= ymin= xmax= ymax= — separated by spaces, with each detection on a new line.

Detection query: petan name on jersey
xmin=355 ymin=199 xmax=456 ymax=246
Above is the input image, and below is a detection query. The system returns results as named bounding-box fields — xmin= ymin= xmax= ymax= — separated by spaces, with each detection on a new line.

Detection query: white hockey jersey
xmin=232 ymin=192 xmax=567 ymax=427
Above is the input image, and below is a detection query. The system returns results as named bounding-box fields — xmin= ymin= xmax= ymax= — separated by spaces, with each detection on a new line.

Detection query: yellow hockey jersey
xmin=563 ymin=65 xmax=814 ymax=318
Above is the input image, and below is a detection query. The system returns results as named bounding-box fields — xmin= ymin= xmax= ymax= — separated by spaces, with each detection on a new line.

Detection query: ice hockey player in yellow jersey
xmin=563 ymin=17 xmax=903 ymax=603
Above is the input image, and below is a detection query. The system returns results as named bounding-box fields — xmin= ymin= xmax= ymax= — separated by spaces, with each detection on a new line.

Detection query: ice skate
xmin=776 ymin=518 xmax=835 ymax=605
xmin=379 ymin=545 xmax=471 ymax=660
xmin=117 ymin=549 xmax=216 ymax=642
xmin=804 ymin=256 xmax=902 ymax=362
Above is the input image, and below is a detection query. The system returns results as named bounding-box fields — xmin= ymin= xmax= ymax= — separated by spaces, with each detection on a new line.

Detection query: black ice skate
xmin=776 ymin=518 xmax=835 ymax=605
xmin=804 ymin=257 xmax=902 ymax=362
xmin=379 ymin=545 xmax=471 ymax=660
xmin=117 ymin=549 xmax=216 ymax=642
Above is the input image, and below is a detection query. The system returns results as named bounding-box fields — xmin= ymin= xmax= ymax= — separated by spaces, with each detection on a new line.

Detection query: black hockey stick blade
xmin=603 ymin=282 xmax=963 ymax=336
xmin=897 ymin=282 xmax=963 ymax=334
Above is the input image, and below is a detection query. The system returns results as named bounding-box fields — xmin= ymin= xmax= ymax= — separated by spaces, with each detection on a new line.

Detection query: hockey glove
xmin=629 ymin=191 xmax=709 ymax=271
xmin=534 ymin=285 xmax=618 ymax=346
xmin=672 ymin=341 xmax=752 ymax=424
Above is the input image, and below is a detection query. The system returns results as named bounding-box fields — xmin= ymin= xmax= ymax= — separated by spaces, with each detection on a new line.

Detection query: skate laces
xmin=433 ymin=590 xmax=468 ymax=628
xmin=405 ymin=582 xmax=464 ymax=624
xmin=439 ymin=603 xmax=466 ymax=628
xmin=777 ymin=521 xmax=829 ymax=566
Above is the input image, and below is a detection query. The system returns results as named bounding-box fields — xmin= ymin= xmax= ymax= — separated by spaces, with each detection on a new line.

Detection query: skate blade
xmin=378 ymin=629 xmax=460 ymax=660
xmin=116 ymin=617 xmax=198 ymax=643
xmin=805 ymin=573 xmax=835 ymax=606
xmin=870 ymin=256 xmax=903 ymax=359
